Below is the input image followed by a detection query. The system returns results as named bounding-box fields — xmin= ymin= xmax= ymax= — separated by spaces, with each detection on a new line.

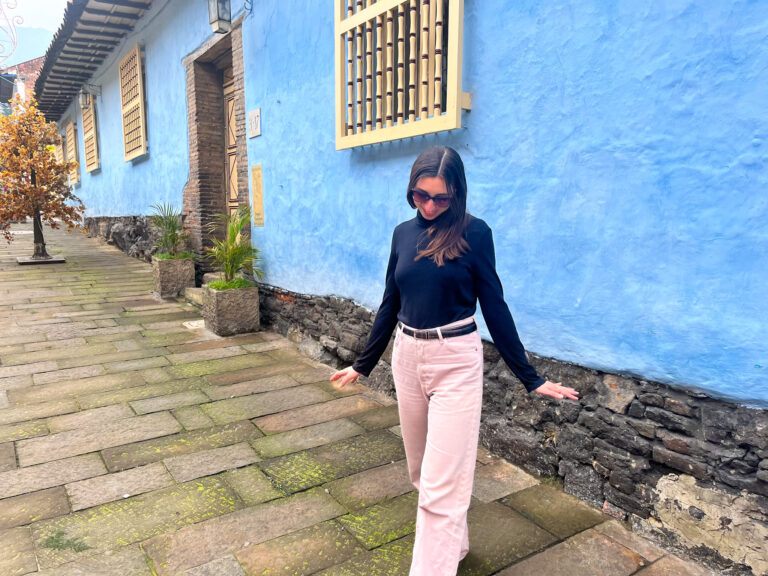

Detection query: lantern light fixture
xmin=208 ymin=0 xmax=231 ymax=34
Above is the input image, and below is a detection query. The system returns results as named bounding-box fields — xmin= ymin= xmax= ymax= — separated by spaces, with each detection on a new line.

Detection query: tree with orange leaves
xmin=0 ymin=97 xmax=85 ymax=259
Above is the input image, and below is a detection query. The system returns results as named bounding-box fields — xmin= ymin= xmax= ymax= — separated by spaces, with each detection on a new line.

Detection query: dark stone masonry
xmin=258 ymin=284 xmax=768 ymax=576
xmin=84 ymin=216 xmax=157 ymax=262
xmin=82 ymin=225 xmax=768 ymax=575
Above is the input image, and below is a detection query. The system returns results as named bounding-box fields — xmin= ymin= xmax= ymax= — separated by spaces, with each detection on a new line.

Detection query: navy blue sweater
xmin=352 ymin=210 xmax=545 ymax=392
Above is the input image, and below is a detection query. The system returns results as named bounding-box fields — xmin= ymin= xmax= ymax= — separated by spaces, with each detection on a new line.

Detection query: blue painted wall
xmin=61 ymin=0 xmax=213 ymax=215
xmin=61 ymin=0 xmax=768 ymax=404
xmin=242 ymin=0 xmax=768 ymax=404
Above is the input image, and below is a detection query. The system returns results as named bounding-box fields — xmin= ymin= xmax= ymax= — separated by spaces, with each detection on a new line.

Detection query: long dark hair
xmin=407 ymin=146 xmax=470 ymax=266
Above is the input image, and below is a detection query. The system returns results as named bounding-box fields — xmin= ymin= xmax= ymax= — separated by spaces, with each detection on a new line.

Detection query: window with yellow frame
xmin=335 ymin=0 xmax=471 ymax=150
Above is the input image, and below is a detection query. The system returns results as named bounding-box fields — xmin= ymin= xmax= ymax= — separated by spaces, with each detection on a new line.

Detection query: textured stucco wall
xmin=59 ymin=0 xmax=216 ymax=216
xmin=241 ymin=1 xmax=768 ymax=404
xmin=59 ymin=0 xmax=768 ymax=405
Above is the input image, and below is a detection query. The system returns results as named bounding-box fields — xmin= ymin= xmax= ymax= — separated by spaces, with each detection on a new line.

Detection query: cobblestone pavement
xmin=0 ymin=223 xmax=718 ymax=575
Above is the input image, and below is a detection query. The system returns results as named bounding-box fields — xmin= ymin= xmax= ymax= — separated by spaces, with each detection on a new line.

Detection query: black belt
xmin=399 ymin=321 xmax=477 ymax=340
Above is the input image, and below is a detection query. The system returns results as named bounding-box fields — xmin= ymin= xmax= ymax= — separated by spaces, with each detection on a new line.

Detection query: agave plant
xmin=205 ymin=204 xmax=263 ymax=285
xmin=149 ymin=203 xmax=190 ymax=257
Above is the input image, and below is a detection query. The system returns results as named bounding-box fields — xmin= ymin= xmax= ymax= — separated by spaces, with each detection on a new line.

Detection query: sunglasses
xmin=411 ymin=189 xmax=452 ymax=208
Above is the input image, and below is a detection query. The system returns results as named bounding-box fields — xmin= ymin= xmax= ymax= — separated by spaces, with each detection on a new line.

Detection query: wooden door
xmin=223 ymin=67 xmax=239 ymax=216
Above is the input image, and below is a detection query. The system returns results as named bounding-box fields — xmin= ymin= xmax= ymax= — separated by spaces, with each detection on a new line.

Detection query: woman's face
xmin=412 ymin=176 xmax=451 ymax=221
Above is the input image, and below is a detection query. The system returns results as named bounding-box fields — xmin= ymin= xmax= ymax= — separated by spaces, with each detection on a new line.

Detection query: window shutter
xmin=119 ymin=44 xmax=148 ymax=162
xmin=65 ymin=120 xmax=80 ymax=185
xmin=335 ymin=0 xmax=469 ymax=150
xmin=81 ymin=98 xmax=100 ymax=172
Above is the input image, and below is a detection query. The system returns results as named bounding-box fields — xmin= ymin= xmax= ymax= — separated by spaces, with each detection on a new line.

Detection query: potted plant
xmin=202 ymin=204 xmax=264 ymax=336
xmin=149 ymin=203 xmax=195 ymax=298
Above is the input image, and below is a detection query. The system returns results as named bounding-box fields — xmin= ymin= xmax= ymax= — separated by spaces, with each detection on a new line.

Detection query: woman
xmin=331 ymin=146 xmax=578 ymax=575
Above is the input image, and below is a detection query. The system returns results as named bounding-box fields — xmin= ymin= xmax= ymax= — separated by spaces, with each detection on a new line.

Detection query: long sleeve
xmin=352 ymin=230 xmax=401 ymax=377
xmin=474 ymin=226 xmax=545 ymax=392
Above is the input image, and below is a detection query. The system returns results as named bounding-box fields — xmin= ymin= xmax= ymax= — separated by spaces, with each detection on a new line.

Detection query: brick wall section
xmin=231 ymin=26 xmax=250 ymax=210
xmin=183 ymin=59 xmax=226 ymax=258
xmin=257 ymin=283 xmax=768 ymax=575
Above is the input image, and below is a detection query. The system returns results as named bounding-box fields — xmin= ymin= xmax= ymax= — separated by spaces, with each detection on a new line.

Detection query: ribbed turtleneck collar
xmin=416 ymin=208 xmax=452 ymax=229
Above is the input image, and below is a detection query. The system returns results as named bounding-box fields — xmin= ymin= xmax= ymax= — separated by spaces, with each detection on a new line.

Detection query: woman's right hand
xmin=330 ymin=366 xmax=361 ymax=389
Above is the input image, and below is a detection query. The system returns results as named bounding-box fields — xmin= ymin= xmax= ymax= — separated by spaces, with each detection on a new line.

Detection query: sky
xmin=1 ymin=0 xmax=69 ymax=68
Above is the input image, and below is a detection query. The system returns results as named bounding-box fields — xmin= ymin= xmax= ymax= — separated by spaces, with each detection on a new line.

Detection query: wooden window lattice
xmin=119 ymin=44 xmax=148 ymax=162
xmin=64 ymin=120 xmax=79 ymax=185
xmin=81 ymin=98 xmax=100 ymax=173
xmin=335 ymin=0 xmax=469 ymax=150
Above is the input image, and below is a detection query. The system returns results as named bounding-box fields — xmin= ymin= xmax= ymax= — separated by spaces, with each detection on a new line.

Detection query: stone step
xmin=184 ymin=287 xmax=204 ymax=307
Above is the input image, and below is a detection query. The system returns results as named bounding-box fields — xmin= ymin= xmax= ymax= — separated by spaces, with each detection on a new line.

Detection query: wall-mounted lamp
xmin=208 ymin=0 xmax=231 ymax=34
xmin=78 ymin=84 xmax=101 ymax=109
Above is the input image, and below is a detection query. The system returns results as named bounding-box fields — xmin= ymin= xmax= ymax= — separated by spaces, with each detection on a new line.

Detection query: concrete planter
xmin=152 ymin=257 xmax=196 ymax=298
xmin=203 ymin=285 xmax=260 ymax=336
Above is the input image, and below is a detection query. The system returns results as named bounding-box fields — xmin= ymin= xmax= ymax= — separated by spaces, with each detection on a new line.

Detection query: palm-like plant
xmin=149 ymin=203 xmax=189 ymax=257
xmin=205 ymin=204 xmax=263 ymax=284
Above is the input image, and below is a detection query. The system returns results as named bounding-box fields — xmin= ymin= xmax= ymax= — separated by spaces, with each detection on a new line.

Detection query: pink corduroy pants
xmin=392 ymin=316 xmax=484 ymax=576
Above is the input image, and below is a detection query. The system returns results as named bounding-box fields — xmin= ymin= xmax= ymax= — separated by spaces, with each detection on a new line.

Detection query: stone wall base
xmin=258 ymin=283 xmax=768 ymax=576
xmin=84 ymin=216 xmax=156 ymax=262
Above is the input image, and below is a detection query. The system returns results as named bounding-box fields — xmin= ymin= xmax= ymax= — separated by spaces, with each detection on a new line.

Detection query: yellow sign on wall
xmin=251 ymin=165 xmax=264 ymax=227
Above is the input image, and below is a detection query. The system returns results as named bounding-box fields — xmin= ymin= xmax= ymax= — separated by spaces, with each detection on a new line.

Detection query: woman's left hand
xmin=534 ymin=380 xmax=579 ymax=401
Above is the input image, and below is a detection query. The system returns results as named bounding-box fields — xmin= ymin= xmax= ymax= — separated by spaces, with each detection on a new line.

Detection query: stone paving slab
xmin=0 ymin=361 xmax=58 ymax=379
xmin=456 ymin=502 xmax=558 ymax=575
xmin=0 ymin=343 xmax=117 ymax=367
xmin=77 ymin=378 xmax=204 ymax=410
xmin=0 ymin=453 xmax=107 ymax=499
xmin=502 ymin=483 xmax=606 ymax=539
xmin=202 ymin=384 xmax=334 ymax=425
xmin=172 ymin=405 xmax=215 ymax=430
xmin=0 ymin=486 xmax=71 ymax=529
xmin=471 ymin=459 xmax=541 ymax=502
xmin=104 ymin=356 xmax=170 ymax=373
xmin=0 ymin=441 xmax=16 ymax=471
xmin=165 ymin=346 xmax=246 ymax=365
xmin=24 ymin=337 xmax=87 ymax=352
xmin=129 ymin=390 xmax=209 ymax=415
xmin=16 ymin=412 xmax=183 ymax=466
xmin=164 ymin=442 xmax=259 ymax=483
xmin=34 ymin=546 xmax=153 ymax=576
xmin=0 ymin=526 xmax=37 ymax=576
xmin=167 ymin=354 xmax=276 ymax=379
xmin=0 ymin=374 xmax=33 ymax=390
xmin=32 ymin=365 xmax=107 ymax=386
xmin=31 ymin=477 xmax=240 ymax=569
xmin=349 ymin=404 xmax=401 ymax=430
xmin=47 ymin=404 xmax=135 ymax=433
xmin=183 ymin=556 xmax=245 ymax=576
xmin=65 ymin=462 xmax=173 ymax=511
xmin=166 ymin=333 xmax=265 ymax=354
xmin=494 ymin=528 xmax=646 ymax=576
xmin=9 ymin=372 xmax=141 ymax=405
xmin=316 ymin=534 xmax=414 ymax=576
xmin=202 ymin=362 xmax=307 ymax=386
xmin=633 ymin=555 xmax=718 ymax=575
xmin=251 ymin=417 xmax=366 ymax=458
xmin=337 ymin=491 xmax=418 ymax=549
xmin=0 ymin=419 xmax=49 ymax=443
xmin=260 ymin=430 xmax=406 ymax=494
xmin=234 ymin=520 xmax=366 ymax=576
xmin=101 ymin=421 xmax=261 ymax=472
xmin=592 ymin=520 xmax=666 ymax=562
xmin=202 ymin=374 xmax=299 ymax=400
xmin=0 ymin=399 xmax=79 ymax=426
xmin=221 ymin=465 xmax=283 ymax=506
xmin=253 ymin=394 xmax=383 ymax=435
xmin=142 ymin=489 xmax=346 ymax=576
xmin=325 ymin=459 xmax=414 ymax=513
